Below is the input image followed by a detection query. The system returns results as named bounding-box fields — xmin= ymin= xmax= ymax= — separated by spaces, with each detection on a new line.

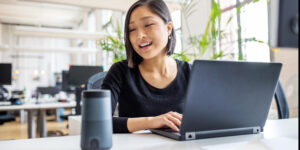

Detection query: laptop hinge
xmin=195 ymin=126 xmax=261 ymax=135
xmin=252 ymin=126 xmax=261 ymax=133
xmin=185 ymin=126 xmax=261 ymax=140
xmin=185 ymin=132 xmax=196 ymax=140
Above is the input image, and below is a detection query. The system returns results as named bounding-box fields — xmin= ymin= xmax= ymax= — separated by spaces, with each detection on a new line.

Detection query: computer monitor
xmin=61 ymin=70 xmax=74 ymax=92
xmin=68 ymin=65 xmax=103 ymax=87
xmin=278 ymin=0 xmax=298 ymax=48
xmin=0 ymin=63 xmax=12 ymax=85
xmin=269 ymin=0 xmax=298 ymax=48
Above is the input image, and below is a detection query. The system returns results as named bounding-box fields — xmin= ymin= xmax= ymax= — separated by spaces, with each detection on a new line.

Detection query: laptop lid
xmin=179 ymin=60 xmax=282 ymax=138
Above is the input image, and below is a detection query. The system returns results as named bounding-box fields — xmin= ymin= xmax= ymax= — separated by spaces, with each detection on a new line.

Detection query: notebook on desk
xmin=150 ymin=60 xmax=282 ymax=141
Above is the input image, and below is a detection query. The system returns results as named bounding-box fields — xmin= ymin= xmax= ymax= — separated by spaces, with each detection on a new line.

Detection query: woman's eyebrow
xmin=129 ymin=16 xmax=154 ymax=24
xmin=141 ymin=16 xmax=154 ymax=21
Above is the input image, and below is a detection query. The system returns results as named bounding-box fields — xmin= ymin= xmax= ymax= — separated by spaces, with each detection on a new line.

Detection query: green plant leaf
xmin=226 ymin=16 xmax=233 ymax=25
xmin=210 ymin=51 xmax=224 ymax=60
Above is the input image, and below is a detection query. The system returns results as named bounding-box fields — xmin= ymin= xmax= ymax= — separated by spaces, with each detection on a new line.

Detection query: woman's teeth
xmin=139 ymin=42 xmax=152 ymax=48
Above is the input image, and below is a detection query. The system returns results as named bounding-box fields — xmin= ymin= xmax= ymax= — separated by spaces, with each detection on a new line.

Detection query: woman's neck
xmin=139 ymin=55 xmax=175 ymax=76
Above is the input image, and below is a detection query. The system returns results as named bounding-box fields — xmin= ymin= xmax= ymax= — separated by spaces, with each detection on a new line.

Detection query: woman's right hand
xmin=147 ymin=111 xmax=182 ymax=132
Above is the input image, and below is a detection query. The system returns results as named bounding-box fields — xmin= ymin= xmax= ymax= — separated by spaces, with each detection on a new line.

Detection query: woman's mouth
xmin=138 ymin=42 xmax=152 ymax=51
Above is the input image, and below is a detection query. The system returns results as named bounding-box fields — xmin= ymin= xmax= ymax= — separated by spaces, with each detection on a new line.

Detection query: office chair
xmin=75 ymin=71 xmax=107 ymax=115
xmin=86 ymin=71 xmax=121 ymax=117
xmin=274 ymin=81 xmax=289 ymax=119
xmin=0 ymin=111 xmax=15 ymax=125
xmin=0 ymin=86 xmax=16 ymax=125
xmin=61 ymin=71 xmax=108 ymax=121
xmin=86 ymin=72 xmax=107 ymax=90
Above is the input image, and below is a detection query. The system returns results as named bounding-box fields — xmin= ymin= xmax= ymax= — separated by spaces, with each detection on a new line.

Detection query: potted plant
xmin=177 ymin=0 xmax=266 ymax=61
xmin=99 ymin=18 xmax=126 ymax=63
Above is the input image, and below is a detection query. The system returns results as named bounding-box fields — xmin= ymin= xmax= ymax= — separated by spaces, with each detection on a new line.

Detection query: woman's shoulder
xmin=102 ymin=60 xmax=130 ymax=86
xmin=105 ymin=60 xmax=137 ymax=78
xmin=111 ymin=60 xmax=128 ymax=68
xmin=175 ymin=59 xmax=192 ymax=71
xmin=108 ymin=60 xmax=131 ymax=73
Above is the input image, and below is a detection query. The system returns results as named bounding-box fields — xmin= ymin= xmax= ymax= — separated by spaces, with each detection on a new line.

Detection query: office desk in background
xmin=0 ymin=101 xmax=76 ymax=138
xmin=0 ymin=118 xmax=297 ymax=150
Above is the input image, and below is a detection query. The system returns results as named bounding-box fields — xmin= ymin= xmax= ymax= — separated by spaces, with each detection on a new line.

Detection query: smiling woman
xmin=128 ymin=6 xmax=172 ymax=62
xmin=100 ymin=0 xmax=192 ymax=133
xmin=124 ymin=0 xmax=176 ymax=68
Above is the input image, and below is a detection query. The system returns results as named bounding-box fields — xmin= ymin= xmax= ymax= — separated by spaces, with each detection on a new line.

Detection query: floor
xmin=0 ymin=115 xmax=69 ymax=141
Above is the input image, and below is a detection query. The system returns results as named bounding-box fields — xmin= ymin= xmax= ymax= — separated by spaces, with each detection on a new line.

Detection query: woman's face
xmin=128 ymin=5 xmax=172 ymax=60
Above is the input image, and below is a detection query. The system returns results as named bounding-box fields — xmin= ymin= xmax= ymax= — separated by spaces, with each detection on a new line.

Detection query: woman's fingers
xmin=168 ymin=111 xmax=183 ymax=121
xmin=147 ymin=111 xmax=183 ymax=131
xmin=165 ymin=119 xmax=180 ymax=132
xmin=166 ymin=113 xmax=181 ymax=127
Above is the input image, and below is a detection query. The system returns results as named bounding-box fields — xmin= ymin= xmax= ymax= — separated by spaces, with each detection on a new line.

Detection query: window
xmin=219 ymin=0 xmax=270 ymax=62
xmin=102 ymin=10 xmax=113 ymax=33
xmin=240 ymin=0 xmax=270 ymax=62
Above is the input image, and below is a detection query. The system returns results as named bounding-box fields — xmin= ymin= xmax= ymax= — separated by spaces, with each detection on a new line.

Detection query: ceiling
xmin=0 ymin=0 xmax=182 ymax=29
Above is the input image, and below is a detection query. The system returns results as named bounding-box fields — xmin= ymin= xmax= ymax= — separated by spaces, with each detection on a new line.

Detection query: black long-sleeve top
xmin=101 ymin=59 xmax=192 ymax=133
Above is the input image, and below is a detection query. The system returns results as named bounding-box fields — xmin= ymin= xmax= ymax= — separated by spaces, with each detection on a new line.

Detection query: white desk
xmin=0 ymin=118 xmax=297 ymax=150
xmin=0 ymin=102 xmax=76 ymax=111
xmin=0 ymin=102 xmax=76 ymax=138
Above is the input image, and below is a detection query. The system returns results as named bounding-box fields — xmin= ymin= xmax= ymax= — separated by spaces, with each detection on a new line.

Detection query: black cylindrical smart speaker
xmin=81 ymin=90 xmax=112 ymax=150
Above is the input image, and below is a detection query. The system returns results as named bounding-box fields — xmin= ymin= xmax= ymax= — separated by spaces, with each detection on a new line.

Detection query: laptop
xmin=150 ymin=60 xmax=282 ymax=141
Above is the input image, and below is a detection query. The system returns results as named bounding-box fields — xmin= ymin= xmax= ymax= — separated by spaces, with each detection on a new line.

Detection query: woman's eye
xmin=145 ymin=23 xmax=154 ymax=27
xmin=129 ymin=28 xmax=136 ymax=32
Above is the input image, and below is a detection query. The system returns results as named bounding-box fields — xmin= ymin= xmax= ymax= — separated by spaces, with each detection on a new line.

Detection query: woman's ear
xmin=167 ymin=21 xmax=173 ymax=36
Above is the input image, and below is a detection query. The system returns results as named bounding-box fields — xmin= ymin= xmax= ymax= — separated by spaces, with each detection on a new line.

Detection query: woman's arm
xmin=127 ymin=111 xmax=182 ymax=132
xmin=101 ymin=62 xmax=128 ymax=133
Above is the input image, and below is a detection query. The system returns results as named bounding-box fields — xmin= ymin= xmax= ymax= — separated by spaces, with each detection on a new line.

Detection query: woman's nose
xmin=137 ymin=30 xmax=146 ymax=40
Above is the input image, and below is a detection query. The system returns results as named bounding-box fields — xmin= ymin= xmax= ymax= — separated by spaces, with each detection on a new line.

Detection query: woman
xmin=102 ymin=0 xmax=191 ymax=133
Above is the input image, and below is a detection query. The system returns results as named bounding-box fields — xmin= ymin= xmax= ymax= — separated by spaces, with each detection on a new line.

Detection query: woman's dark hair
xmin=124 ymin=0 xmax=176 ymax=68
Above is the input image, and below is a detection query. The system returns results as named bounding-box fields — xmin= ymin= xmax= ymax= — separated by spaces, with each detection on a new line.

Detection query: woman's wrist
xmin=145 ymin=117 xmax=154 ymax=129
xmin=127 ymin=117 xmax=153 ymax=133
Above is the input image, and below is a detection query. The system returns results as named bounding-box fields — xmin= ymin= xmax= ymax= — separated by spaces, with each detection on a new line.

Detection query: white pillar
xmin=0 ymin=23 xmax=2 ymax=59
xmin=70 ymin=40 xmax=79 ymax=65
xmin=71 ymin=11 xmax=90 ymax=65
xmin=95 ymin=10 xmax=103 ymax=66
xmin=0 ymin=23 xmax=2 ymax=45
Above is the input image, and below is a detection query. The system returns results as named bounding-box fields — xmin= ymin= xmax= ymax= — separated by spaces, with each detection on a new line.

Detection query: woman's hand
xmin=147 ymin=111 xmax=182 ymax=132
xmin=127 ymin=111 xmax=182 ymax=133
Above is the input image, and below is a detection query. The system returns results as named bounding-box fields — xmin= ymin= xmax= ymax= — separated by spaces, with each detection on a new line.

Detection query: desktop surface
xmin=0 ymin=118 xmax=297 ymax=150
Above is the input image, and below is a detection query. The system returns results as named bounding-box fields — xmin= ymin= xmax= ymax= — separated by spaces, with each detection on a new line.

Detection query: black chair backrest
xmin=274 ymin=81 xmax=289 ymax=119
xmin=86 ymin=72 xmax=107 ymax=90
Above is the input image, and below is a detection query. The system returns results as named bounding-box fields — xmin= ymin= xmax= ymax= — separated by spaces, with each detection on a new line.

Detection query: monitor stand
xmin=75 ymin=87 xmax=84 ymax=115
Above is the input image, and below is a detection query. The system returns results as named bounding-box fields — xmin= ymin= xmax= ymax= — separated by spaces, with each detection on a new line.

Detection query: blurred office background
xmin=0 ymin=0 xmax=298 ymax=140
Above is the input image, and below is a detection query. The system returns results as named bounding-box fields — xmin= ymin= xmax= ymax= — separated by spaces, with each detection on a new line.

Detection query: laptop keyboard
xmin=159 ymin=127 xmax=180 ymax=133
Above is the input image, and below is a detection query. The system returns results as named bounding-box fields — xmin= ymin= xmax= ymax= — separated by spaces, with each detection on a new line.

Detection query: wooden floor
xmin=0 ymin=116 xmax=69 ymax=141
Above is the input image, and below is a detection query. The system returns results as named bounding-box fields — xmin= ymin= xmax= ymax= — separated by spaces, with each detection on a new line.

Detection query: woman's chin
xmin=139 ymin=45 xmax=152 ymax=53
